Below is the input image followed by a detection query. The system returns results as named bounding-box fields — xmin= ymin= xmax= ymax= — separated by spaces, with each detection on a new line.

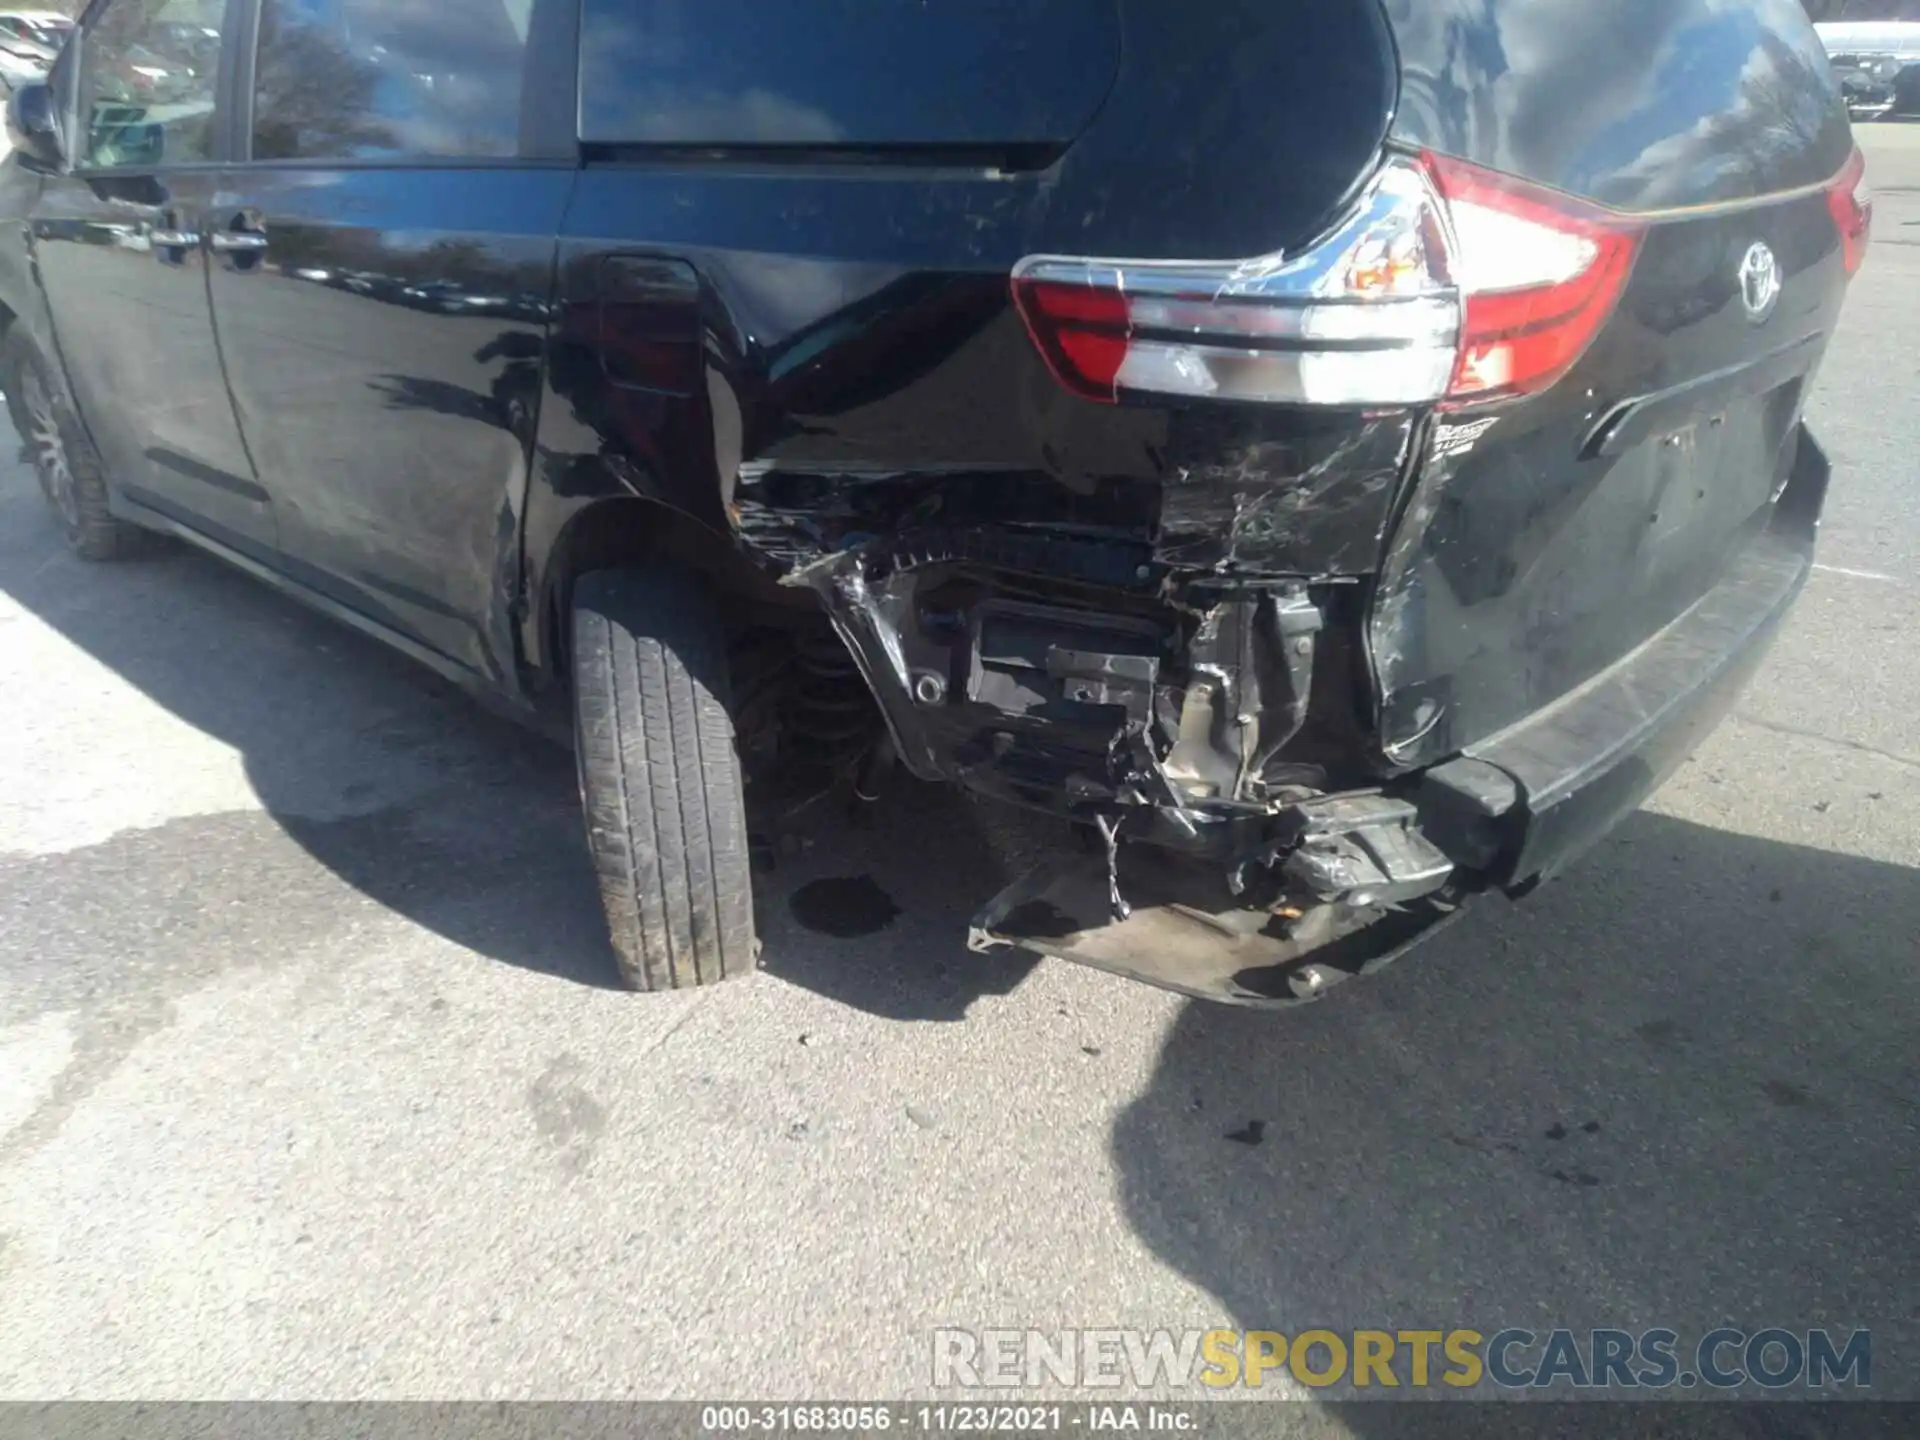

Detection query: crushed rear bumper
xmin=972 ymin=433 xmax=1830 ymax=1006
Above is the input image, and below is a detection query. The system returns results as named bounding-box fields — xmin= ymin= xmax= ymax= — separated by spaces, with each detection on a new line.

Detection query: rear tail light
xmin=1425 ymin=154 xmax=1642 ymax=403
xmin=1825 ymin=145 xmax=1872 ymax=278
xmin=1013 ymin=151 xmax=1646 ymax=409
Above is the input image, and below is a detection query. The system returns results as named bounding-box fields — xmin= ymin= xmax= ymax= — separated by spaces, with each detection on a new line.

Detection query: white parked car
xmin=0 ymin=35 xmax=51 ymax=95
xmin=0 ymin=10 xmax=71 ymax=52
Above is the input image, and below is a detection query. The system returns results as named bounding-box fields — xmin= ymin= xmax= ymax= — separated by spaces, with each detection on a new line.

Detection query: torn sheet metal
xmin=1155 ymin=412 xmax=1417 ymax=576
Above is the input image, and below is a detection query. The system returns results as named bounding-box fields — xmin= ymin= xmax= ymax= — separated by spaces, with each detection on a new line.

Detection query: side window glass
xmin=253 ymin=0 xmax=533 ymax=162
xmin=77 ymin=0 xmax=225 ymax=169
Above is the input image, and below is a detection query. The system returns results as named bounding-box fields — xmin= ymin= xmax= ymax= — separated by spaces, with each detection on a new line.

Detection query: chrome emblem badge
xmin=1739 ymin=241 xmax=1781 ymax=324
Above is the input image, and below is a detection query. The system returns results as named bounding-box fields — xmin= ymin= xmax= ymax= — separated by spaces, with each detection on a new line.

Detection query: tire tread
xmin=573 ymin=569 xmax=756 ymax=991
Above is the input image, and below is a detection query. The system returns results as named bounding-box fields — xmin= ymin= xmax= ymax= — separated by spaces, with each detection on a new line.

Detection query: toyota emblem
xmin=1739 ymin=241 xmax=1781 ymax=324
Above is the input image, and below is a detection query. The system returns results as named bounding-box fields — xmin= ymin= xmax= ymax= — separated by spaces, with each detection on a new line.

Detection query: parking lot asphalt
xmin=1 ymin=128 xmax=1917 ymax=1412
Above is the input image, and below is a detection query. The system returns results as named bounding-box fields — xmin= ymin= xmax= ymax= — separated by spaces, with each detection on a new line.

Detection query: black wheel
xmin=2 ymin=328 xmax=146 ymax=562
xmin=572 ymin=568 xmax=759 ymax=991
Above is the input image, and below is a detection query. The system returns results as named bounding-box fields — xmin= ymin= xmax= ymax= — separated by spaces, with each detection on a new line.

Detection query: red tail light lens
xmin=1015 ymin=280 xmax=1130 ymax=403
xmin=1825 ymin=145 xmax=1872 ymax=278
xmin=1424 ymin=152 xmax=1643 ymax=404
xmin=1012 ymin=152 xmax=1644 ymax=410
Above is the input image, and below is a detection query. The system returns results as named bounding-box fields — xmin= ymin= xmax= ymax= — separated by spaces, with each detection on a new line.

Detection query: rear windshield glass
xmin=578 ymin=0 xmax=1119 ymax=148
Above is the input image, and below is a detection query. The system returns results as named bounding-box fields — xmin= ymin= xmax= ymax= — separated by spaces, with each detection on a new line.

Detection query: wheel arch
xmin=527 ymin=493 xmax=816 ymax=700
xmin=0 ymin=256 xmax=80 ymax=441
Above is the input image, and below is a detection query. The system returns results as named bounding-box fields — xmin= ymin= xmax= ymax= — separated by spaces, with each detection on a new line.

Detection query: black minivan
xmin=0 ymin=0 xmax=1870 ymax=1005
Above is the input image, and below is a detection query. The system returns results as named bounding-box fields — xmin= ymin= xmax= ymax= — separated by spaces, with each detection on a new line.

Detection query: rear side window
xmin=252 ymin=0 xmax=535 ymax=161
xmin=578 ymin=0 xmax=1120 ymax=149
xmin=76 ymin=0 xmax=225 ymax=169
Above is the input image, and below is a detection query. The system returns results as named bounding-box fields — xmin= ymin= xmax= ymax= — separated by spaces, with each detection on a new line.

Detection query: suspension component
xmin=786 ymin=627 xmax=879 ymax=769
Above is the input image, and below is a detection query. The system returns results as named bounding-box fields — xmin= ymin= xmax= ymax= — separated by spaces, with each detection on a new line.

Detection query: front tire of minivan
xmin=572 ymin=569 xmax=759 ymax=992
xmin=1 ymin=329 xmax=147 ymax=562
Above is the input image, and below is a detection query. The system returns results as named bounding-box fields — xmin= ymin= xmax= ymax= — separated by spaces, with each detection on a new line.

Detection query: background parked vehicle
xmin=0 ymin=33 xmax=51 ymax=93
xmin=0 ymin=7 xmax=59 ymax=94
xmin=1817 ymin=17 xmax=1920 ymax=116
xmin=0 ymin=9 xmax=72 ymax=52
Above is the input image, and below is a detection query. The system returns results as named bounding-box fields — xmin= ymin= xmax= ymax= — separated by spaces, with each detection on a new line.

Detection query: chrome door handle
xmin=149 ymin=228 xmax=200 ymax=247
xmin=209 ymin=231 xmax=269 ymax=253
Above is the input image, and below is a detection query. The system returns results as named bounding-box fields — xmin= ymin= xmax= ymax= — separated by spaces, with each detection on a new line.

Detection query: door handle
xmin=149 ymin=228 xmax=201 ymax=248
xmin=209 ymin=231 xmax=269 ymax=253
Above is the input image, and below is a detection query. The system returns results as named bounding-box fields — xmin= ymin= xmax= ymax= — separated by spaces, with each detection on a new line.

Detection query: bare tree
xmin=251 ymin=8 xmax=394 ymax=161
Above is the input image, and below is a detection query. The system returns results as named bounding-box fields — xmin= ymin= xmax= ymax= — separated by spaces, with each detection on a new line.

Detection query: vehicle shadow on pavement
xmin=0 ymin=458 xmax=1032 ymax=1012
xmin=1111 ymin=813 xmax=1920 ymax=1403
xmin=751 ymin=775 xmax=1045 ymax=1021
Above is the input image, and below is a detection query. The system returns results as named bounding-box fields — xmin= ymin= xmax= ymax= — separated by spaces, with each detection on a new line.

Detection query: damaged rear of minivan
xmin=547 ymin=0 xmax=1868 ymax=1001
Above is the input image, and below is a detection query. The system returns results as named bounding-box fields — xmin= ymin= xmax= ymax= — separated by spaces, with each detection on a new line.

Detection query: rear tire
xmin=572 ymin=569 xmax=759 ymax=992
xmin=1 ymin=328 xmax=147 ymax=562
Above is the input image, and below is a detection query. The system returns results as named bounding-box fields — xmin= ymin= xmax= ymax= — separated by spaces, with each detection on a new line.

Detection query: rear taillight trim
xmin=1011 ymin=150 xmax=1649 ymax=412
xmin=1013 ymin=156 xmax=1464 ymax=408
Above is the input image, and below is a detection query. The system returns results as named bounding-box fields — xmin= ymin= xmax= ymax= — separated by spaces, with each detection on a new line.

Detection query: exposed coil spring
xmin=786 ymin=629 xmax=877 ymax=762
